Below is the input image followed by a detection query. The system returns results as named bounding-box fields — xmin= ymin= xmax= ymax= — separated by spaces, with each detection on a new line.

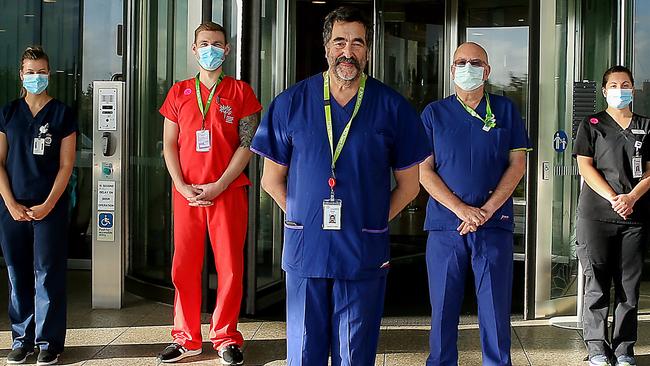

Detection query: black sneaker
xmin=6 ymin=347 xmax=34 ymax=364
xmin=219 ymin=345 xmax=244 ymax=365
xmin=157 ymin=343 xmax=202 ymax=363
xmin=36 ymin=349 xmax=59 ymax=365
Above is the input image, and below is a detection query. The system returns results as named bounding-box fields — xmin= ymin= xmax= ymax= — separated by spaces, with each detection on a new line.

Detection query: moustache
xmin=336 ymin=57 xmax=360 ymax=69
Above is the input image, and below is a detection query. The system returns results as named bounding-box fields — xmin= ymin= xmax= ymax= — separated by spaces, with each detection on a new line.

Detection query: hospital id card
xmin=323 ymin=198 xmax=342 ymax=230
xmin=196 ymin=130 xmax=211 ymax=152
xmin=633 ymin=156 xmax=643 ymax=178
xmin=33 ymin=138 xmax=45 ymax=155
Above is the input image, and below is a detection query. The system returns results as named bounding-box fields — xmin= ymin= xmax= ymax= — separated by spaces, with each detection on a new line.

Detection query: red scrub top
xmin=160 ymin=75 xmax=262 ymax=187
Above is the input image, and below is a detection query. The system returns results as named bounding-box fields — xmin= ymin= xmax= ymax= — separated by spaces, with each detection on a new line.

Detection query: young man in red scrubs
xmin=157 ymin=21 xmax=261 ymax=365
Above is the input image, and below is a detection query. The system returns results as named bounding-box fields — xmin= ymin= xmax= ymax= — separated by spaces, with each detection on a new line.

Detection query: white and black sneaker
xmin=157 ymin=343 xmax=202 ymax=363
xmin=6 ymin=347 xmax=34 ymax=364
xmin=36 ymin=349 xmax=59 ymax=365
xmin=218 ymin=345 xmax=244 ymax=365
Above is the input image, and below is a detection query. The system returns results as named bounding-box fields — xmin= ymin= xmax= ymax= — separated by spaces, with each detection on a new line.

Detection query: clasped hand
xmin=178 ymin=181 xmax=226 ymax=207
xmin=610 ymin=193 xmax=636 ymax=220
xmin=454 ymin=204 xmax=495 ymax=235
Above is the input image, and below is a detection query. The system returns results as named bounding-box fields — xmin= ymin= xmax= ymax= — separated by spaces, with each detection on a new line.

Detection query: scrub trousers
xmin=170 ymin=186 xmax=247 ymax=351
xmin=576 ymin=218 xmax=647 ymax=358
xmin=426 ymin=228 xmax=514 ymax=366
xmin=285 ymin=272 xmax=387 ymax=366
xmin=0 ymin=196 xmax=69 ymax=354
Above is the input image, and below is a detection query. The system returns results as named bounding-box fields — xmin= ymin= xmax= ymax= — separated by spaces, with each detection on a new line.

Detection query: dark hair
xmin=194 ymin=21 xmax=227 ymax=43
xmin=602 ymin=65 xmax=634 ymax=87
xmin=322 ymin=6 xmax=373 ymax=47
xmin=20 ymin=46 xmax=50 ymax=97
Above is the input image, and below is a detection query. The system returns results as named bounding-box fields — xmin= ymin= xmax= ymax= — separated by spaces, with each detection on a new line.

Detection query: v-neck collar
xmin=20 ymin=97 xmax=54 ymax=123
xmin=603 ymin=110 xmax=635 ymax=132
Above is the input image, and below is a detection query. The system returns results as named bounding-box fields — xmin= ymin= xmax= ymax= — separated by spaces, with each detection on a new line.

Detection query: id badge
xmin=632 ymin=156 xmax=643 ymax=178
xmin=196 ymin=130 xmax=211 ymax=152
xmin=482 ymin=124 xmax=492 ymax=132
xmin=33 ymin=138 xmax=45 ymax=155
xmin=322 ymin=198 xmax=342 ymax=230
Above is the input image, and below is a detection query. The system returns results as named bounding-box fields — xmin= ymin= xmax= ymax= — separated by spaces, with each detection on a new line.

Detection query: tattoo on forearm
xmin=238 ymin=113 xmax=259 ymax=148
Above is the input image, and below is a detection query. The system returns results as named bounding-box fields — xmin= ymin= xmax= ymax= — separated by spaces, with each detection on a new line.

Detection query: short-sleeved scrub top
xmin=160 ymin=76 xmax=262 ymax=187
xmin=420 ymin=94 xmax=531 ymax=231
xmin=251 ymin=73 xmax=430 ymax=280
xmin=573 ymin=111 xmax=650 ymax=225
xmin=0 ymin=98 xmax=78 ymax=203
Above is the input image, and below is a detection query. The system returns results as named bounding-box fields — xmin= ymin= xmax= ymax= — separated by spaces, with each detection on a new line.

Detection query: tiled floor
xmin=0 ymin=271 xmax=650 ymax=365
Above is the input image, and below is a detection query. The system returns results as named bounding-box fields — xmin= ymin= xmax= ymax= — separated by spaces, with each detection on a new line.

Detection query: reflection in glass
xmin=255 ymin=0 xmax=283 ymax=290
xmin=129 ymin=0 xmax=177 ymax=286
xmin=547 ymin=0 xmax=579 ymax=300
xmin=381 ymin=0 xmax=445 ymax=255
xmin=632 ymin=0 xmax=650 ymax=311
xmin=0 ymin=0 xmax=107 ymax=260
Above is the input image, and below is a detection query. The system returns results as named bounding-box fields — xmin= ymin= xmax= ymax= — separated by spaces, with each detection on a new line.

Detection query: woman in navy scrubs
xmin=574 ymin=66 xmax=650 ymax=366
xmin=0 ymin=46 xmax=77 ymax=365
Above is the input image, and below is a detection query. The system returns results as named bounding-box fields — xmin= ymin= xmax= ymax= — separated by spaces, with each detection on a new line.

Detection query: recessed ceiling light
xmin=43 ymin=0 xmax=57 ymax=3
xmin=312 ymin=1 xmax=326 ymax=4
xmin=518 ymin=18 xmax=525 ymax=22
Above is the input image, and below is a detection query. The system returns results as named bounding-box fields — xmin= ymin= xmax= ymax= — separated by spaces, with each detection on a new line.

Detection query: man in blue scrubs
xmin=419 ymin=42 xmax=530 ymax=366
xmin=251 ymin=6 xmax=429 ymax=365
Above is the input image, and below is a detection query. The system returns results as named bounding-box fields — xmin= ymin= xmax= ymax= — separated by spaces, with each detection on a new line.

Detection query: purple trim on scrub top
xmin=394 ymin=156 xmax=428 ymax=171
xmin=250 ymin=147 xmax=289 ymax=166
xmin=284 ymin=222 xmax=304 ymax=230
xmin=362 ymin=227 xmax=389 ymax=234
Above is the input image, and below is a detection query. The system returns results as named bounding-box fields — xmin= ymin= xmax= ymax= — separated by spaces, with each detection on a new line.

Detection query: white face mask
xmin=605 ymin=88 xmax=633 ymax=109
xmin=453 ymin=64 xmax=485 ymax=91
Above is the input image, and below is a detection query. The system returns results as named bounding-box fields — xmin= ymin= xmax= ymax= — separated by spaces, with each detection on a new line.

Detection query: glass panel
xmin=0 ymin=0 xmax=100 ymax=260
xmin=0 ymin=0 xmax=40 ymax=106
xmin=459 ymin=0 xmax=529 ymax=255
xmin=254 ymin=0 xmax=284 ymax=290
xmin=129 ymin=0 xmax=176 ymax=286
xmin=547 ymin=0 xmax=580 ymax=301
xmin=632 ymin=0 xmax=650 ymax=312
xmin=380 ymin=0 xmax=445 ymax=257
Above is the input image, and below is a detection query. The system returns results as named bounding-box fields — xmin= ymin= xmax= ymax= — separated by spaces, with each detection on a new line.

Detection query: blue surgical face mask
xmin=605 ymin=88 xmax=633 ymax=109
xmin=197 ymin=45 xmax=225 ymax=71
xmin=23 ymin=74 xmax=49 ymax=95
xmin=453 ymin=64 xmax=485 ymax=91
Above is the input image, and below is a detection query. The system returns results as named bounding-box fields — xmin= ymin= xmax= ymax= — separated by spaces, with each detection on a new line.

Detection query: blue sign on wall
xmin=553 ymin=130 xmax=568 ymax=153
xmin=99 ymin=212 xmax=114 ymax=228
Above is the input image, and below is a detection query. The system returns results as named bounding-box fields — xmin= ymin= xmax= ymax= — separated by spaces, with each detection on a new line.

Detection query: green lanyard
xmin=195 ymin=72 xmax=224 ymax=129
xmin=323 ymin=71 xmax=367 ymax=177
xmin=456 ymin=92 xmax=496 ymax=131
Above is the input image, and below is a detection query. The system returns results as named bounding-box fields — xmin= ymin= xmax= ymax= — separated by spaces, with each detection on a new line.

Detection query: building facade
xmin=0 ymin=0 xmax=648 ymax=320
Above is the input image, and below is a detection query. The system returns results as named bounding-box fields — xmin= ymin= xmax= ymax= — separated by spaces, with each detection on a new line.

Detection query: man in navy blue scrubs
xmin=251 ymin=6 xmax=429 ymax=365
xmin=419 ymin=42 xmax=530 ymax=366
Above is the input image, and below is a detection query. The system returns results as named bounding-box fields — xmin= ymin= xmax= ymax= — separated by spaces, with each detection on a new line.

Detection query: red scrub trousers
xmin=170 ymin=185 xmax=248 ymax=351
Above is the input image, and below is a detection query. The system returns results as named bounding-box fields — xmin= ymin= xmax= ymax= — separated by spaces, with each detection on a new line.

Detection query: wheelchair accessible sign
xmin=97 ymin=212 xmax=114 ymax=242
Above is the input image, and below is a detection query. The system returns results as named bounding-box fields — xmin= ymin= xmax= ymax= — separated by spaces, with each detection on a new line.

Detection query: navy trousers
xmin=285 ymin=272 xmax=387 ymax=366
xmin=426 ymin=228 xmax=513 ymax=366
xmin=0 ymin=196 xmax=69 ymax=353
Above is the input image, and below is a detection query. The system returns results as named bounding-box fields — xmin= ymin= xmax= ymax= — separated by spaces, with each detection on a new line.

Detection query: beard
xmin=331 ymin=56 xmax=364 ymax=82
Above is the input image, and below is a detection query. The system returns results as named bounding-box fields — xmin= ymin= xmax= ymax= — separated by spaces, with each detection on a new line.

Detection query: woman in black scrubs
xmin=0 ymin=46 xmax=77 ymax=365
xmin=574 ymin=65 xmax=650 ymax=366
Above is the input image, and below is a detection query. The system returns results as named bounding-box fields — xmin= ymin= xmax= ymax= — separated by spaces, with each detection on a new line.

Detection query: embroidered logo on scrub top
xmin=219 ymin=104 xmax=234 ymax=124
xmin=184 ymin=88 xmax=192 ymax=96
xmin=39 ymin=123 xmax=53 ymax=146
xmin=589 ymin=117 xmax=599 ymax=125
